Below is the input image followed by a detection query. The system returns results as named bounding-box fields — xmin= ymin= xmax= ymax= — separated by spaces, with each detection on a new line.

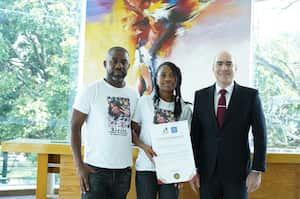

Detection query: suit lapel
xmin=223 ymin=82 xmax=239 ymax=126
xmin=208 ymin=85 xmax=219 ymax=128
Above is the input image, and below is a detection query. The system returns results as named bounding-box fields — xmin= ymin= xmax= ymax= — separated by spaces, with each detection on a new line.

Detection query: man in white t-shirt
xmin=71 ymin=46 xmax=138 ymax=199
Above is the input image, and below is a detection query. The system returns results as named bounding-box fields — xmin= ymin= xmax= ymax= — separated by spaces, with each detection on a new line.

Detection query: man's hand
xmin=77 ymin=163 xmax=96 ymax=194
xmin=141 ymin=143 xmax=157 ymax=162
xmin=189 ymin=174 xmax=200 ymax=193
xmin=246 ymin=171 xmax=262 ymax=193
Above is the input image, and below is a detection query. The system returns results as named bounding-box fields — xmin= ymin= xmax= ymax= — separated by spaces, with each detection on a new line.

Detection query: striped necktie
xmin=217 ymin=89 xmax=227 ymax=128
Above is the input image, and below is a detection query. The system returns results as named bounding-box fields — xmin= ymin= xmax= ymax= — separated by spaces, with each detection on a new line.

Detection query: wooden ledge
xmin=1 ymin=139 xmax=300 ymax=164
xmin=266 ymin=153 xmax=300 ymax=164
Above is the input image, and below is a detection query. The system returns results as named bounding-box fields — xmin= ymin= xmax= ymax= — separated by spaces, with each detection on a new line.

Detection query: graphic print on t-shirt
xmin=153 ymin=107 xmax=175 ymax=124
xmin=107 ymin=96 xmax=131 ymax=136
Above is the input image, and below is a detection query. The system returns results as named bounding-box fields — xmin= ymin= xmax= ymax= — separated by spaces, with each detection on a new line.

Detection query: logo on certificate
xmin=163 ymin=127 xmax=169 ymax=134
xmin=171 ymin=126 xmax=178 ymax=134
xmin=173 ymin=173 xmax=180 ymax=180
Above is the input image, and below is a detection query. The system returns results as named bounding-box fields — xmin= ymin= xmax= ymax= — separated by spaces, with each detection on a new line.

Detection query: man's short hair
xmin=107 ymin=46 xmax=129 ymax=58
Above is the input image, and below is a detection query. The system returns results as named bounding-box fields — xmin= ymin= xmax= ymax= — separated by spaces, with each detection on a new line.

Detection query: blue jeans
xmin=82 ymin=165 xmax=131 ymax=199
xmin=136 ymin=171 xmax=179 ymax=199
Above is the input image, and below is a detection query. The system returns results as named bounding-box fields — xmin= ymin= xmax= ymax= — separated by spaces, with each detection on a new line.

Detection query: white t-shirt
xmin=73 ymin=80 xmax=138 ymax=169
xmin=132 ymin=95 xmax=192 ymax=171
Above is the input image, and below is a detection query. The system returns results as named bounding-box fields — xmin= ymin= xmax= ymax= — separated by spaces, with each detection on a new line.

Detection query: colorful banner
xmin=83 ymin=0 xmax=252 ymax=101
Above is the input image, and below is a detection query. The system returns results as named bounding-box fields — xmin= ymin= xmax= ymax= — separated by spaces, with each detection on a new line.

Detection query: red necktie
xmin=217 ymin=89 xmax=227 ymax=128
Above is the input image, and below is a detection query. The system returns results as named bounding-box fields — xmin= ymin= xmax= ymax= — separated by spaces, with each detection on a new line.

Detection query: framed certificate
xmin=151 ymin=120 xmax=196 ymax=183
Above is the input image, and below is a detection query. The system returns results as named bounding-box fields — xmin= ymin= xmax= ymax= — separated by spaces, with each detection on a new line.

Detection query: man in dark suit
xmin=190 ymin=51 xmax=267 ymax=199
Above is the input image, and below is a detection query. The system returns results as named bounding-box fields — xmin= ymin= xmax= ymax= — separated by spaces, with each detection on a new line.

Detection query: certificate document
xmin=151 ymin=120 xmax=196 ymax=183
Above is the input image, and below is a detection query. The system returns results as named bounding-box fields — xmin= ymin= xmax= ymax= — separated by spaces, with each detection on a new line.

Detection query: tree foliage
xmin=0 ymin=0 xmax=81 ymax=141
xmin=254 ymin=1 xmax=300 ymax=150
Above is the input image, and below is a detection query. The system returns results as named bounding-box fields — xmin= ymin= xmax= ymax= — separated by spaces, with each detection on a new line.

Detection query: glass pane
xmin=253 ymin=0 xmax=300 ymax=152
xmin=0 ymin=0 xmax=82 ymax=187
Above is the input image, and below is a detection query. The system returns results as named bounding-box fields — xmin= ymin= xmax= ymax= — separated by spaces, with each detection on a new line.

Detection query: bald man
xmin=190 ymin=51 xmax=267 ymax=199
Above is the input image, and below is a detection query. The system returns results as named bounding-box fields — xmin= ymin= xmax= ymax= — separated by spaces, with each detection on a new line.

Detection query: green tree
xmin=254 ymin=1 xmax=300 ymax=150
xmin=0 ymin=0 xmax=81 ymax=141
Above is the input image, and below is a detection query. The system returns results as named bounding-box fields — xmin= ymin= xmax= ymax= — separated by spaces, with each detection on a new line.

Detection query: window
xmin=253 ymin=0 xmax=300 ymax=152
xmin=0 ymin=0 xmax=82 ymax=186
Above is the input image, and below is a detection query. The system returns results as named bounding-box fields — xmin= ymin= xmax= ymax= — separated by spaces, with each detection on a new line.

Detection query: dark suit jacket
xmin=191 ymin=82 xmax=267 ymax=182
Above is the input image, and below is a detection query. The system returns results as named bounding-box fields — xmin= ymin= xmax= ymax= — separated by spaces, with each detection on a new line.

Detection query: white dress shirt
xmin=214 ymin=82 xmax=234 ymax=115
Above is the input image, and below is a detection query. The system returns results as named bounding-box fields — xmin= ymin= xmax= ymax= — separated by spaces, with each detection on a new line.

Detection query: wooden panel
xmin=179 ymin=182 xmax=198 ymax=199
xmin=48 ymin=154 xmax=60 ymax=173
xmin=59 ymin=154 xmax=81 ymax=199
xmin=58 ymin=159 xmax=300 ymax=199
xmin=127 ymin=167 xmax=137 ymax=199
xmin=36 ymin=154 xmax=48 ymax=199
xmin=249 ymin=163 xmax=300 ymax=199
xmin=267 ymin=153 xmax=300 ymax=163
xmin=297 ymin=165 xmax=300 ymax=199
xmin=1 ymin=139 xmax=300 ymax=199
xmin=1 ymin=139 xmax=72 ymax=154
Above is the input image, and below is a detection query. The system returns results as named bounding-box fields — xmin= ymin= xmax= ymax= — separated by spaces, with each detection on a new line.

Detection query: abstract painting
xmin=83 ymin=0 xmax=252 ymax=101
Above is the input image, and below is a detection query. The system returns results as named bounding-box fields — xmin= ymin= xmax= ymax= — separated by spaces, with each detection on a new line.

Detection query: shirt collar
xmin=215 ymin=81 xmax=234 ymax=94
